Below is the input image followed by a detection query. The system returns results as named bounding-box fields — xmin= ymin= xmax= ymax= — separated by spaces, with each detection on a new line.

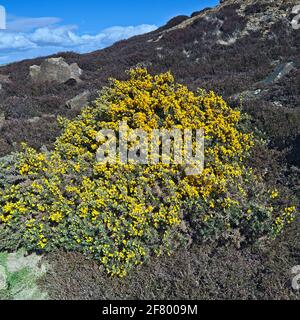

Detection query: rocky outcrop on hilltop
xmin=29 ymin=57 xmax=82 ymax=84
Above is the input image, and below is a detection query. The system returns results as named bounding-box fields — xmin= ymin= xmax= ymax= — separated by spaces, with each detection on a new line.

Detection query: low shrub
xmin=0 ymin=69 xmax=297 ymax=276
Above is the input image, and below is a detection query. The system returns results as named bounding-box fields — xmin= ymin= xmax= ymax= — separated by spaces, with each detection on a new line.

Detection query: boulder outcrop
xmin=65 ymin=90 xmax=91 ymax=110
xmin=29 ymin=57 xmax=82 ymax=84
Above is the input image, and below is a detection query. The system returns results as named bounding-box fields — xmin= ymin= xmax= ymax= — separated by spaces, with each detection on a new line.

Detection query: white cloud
xmin=0 ymin=16 xmax=157 ymax=64
xmin=0 ymin=33 xmax=36 ymax=50
xmin=7 ymin=16 xmax=61 ymax=32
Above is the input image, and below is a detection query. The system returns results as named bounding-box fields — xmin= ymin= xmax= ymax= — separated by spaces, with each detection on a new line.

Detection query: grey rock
xmin=0 ymin=112 xmax=5 ymax=129
xmin=29 ymin=65 xmax=41 ymax=81
xmin=66 ymin=90 xmax=90 ymax=110
xmin=13 ymin=287 xmax=48 ymax=301
xmin=30 ymin=57 xmax=83 ymax=84
xmin=7 ymin=251 xmax=43 ymax=274
xmin=0 ymin=266 xmax=7 ymax=291
xmin=27 ymin=116 xmax=41 ymax=124
xmin=0 ymin=74 xmax=11 ymax=84
xmin=259 ymin=62 xmax=296 ymax=85
xmin=0 ymin=74 xmax=11 ymax=92
xmin=40 ymin=145 xmax=50 ymax=154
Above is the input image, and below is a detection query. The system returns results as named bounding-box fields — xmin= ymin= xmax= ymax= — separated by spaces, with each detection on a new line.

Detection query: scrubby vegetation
xmin=0 ymin=69 xmax=296 ymax=277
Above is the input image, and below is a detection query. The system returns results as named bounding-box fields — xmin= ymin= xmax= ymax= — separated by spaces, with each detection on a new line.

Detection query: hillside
xmin=0 ymin=0 xmax=299 ymax=300
xmin=0 ymin=0 xmax=299 ymax=162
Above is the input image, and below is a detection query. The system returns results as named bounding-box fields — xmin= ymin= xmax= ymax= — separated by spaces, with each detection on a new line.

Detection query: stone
xmin=7 ymin=251 xmax=42 ymax=274
xmin=0 ymin=112 xmax=5 ymax=129
xmin=29 ymin=65 xmax=41 ymax=81
xmin=0 ymin=265 xmax=7 ymax=291
xmin=0 ymin=74 xmax=11 ymax=84
xmin=13 ymin=287 xmax=48 ymax=301
xmin=40 ymin=145 xmax=50 ymax=154
xmin=259 ymin=62 xmax=296 ymax=85
xmin=30 ymin=57 xmax=83 ymax=84
xmin=66 ymin=90 xmax=90 ymax=110
xmin=27 ymin=116 xmax=41 ymax=124
xmin=0 ymin=251 xmax=48 ymax=300
xmin=0 ymin=74 xmax=11 ymax=92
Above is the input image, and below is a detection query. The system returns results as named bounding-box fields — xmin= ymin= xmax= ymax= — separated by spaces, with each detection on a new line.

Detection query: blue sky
xmin=0 ymin=0 xmax=218 ymax=64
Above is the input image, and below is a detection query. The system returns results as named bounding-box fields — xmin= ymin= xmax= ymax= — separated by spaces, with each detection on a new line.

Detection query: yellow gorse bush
xmin=0 ymin=68 xmax=296 ymax=276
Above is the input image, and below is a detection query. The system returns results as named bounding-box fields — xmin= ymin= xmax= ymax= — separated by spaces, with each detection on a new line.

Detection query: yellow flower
xmin=49 ymin=212 xmax=63 ymax=223
xmin=270 ymin=190 xmax=279 ymax=199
